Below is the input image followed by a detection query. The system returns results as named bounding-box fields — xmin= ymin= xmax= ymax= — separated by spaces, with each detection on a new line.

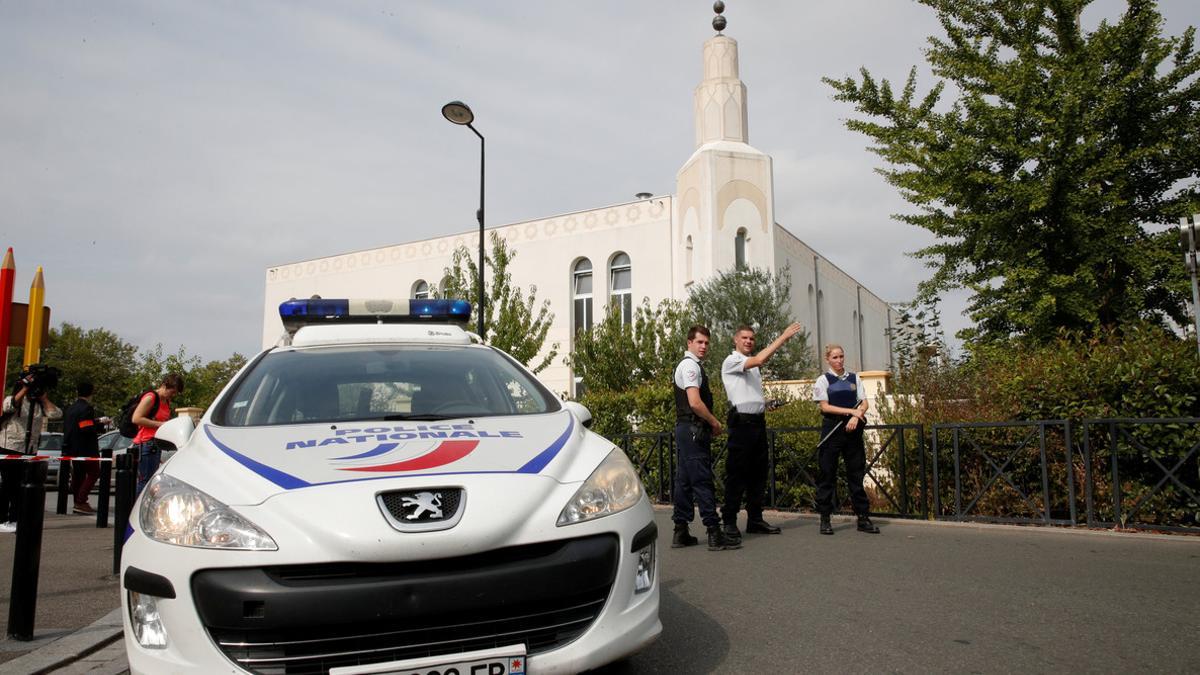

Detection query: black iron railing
xmin=1081 ymin=418 xmax=1200 ymax=533
xmin=611 ymin=417 xmax=1200 ymax=532
xmin=931 ymin=420 xmax=1075 ymax=525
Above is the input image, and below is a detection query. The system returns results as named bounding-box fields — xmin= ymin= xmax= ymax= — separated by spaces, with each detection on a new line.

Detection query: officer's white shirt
xmin=811 ymin=370 xmax=866 ymax=403
xmin=673 ymin=351 xmax=703 ymax=390
xmin=721 ymin=351 xmax=765 ymax=414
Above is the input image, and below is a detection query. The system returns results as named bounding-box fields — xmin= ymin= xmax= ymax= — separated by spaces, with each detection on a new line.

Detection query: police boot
xmin=856 ymin=515 xmax=880 ymax=534
xmin=723 ymin=521 xmax=743 ymax=544
xmin=745 ymin=518 xmax=781 ymax=535
xmin=671 ymin=523 xmax=698 ymax=548
xmin=819 ymin=514 xmax=834 ymax=535
xmin=707 ymin=526 xmax=742 ymax=551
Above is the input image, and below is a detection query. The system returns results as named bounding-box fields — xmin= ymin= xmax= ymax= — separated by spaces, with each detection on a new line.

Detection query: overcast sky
xmin=2 ymin=1 xmax=1197 ymax=364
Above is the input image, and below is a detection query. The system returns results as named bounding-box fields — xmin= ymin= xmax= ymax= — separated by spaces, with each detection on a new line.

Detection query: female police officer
xmin=811 ymin=344 xmax=879 ymax=535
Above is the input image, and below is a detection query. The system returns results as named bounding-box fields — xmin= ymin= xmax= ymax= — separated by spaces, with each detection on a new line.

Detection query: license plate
xmin=329 ymin=644 xmax=527 ymax=675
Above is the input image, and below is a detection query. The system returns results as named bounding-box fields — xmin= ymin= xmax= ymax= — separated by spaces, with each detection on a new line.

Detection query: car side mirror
xmin=155 ymin=415 xmax=196 ymax=449
xmin=563 ymin=401 xmax=593 ymax=429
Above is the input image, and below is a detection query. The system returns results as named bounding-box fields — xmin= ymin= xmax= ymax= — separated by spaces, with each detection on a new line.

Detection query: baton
xmin=815 ymin=420 xmax=845 ymax=448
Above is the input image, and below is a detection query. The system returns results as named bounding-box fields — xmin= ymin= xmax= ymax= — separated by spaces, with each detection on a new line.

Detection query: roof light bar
xmin=279 ymin=298 xmax=472 ymax=334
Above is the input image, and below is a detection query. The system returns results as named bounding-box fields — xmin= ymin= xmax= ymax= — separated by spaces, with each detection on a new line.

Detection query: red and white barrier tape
xmin=0 ymin=455 xmax=113 ymax=462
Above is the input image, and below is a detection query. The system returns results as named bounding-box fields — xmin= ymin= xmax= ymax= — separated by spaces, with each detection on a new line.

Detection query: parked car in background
xmin=38 ymin=432 xmax=63 ymax=483
xmin=101 ymin=429 xmax=177 ymax=465
xmin=99 ymin=430 xmax=133 ymax=456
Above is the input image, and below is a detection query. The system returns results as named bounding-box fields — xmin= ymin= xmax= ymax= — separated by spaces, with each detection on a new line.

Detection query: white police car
xmin=120 ymin=299 xmax=660 ymax=674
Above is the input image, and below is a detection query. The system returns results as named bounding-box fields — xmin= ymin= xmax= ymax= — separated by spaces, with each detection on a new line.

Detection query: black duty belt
xmin=728 ymin=411 xmax=766 ymax=426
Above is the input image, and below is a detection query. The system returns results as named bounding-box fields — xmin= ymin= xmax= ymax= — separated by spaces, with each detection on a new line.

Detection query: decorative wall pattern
xmin=265 ymin=198 xmax=672 ymax=285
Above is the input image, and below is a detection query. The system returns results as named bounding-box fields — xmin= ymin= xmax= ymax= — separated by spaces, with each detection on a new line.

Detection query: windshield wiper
xmin=383 ymin=413 xmax=455 ymax=421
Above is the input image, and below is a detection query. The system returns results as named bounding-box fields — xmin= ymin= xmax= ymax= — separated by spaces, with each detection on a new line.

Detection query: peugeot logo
xmin=401 ymin=491 xmax=443 ymax=520
xmin=377 ymin=488 xmax=465 ymax=532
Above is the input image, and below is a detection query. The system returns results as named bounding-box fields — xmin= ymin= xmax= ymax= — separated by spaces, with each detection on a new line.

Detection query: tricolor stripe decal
xmin=340 ymin=440 xmax=479 ymax=472
xmin=516 ymin=414 xmax=574 ymax=474
xmin=203 ymin=412 xmax=573 ymax=490
xmin=204 ymin=425 xmax=312 ymax=490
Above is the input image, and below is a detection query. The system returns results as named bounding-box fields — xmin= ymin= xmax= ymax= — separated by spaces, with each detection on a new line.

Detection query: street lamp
xmin=442 ymin=100 xmax=486 ymax=338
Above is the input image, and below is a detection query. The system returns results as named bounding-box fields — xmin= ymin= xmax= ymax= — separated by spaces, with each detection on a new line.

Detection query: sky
xmin=2 ymin=0 xmax=1197 ymax=364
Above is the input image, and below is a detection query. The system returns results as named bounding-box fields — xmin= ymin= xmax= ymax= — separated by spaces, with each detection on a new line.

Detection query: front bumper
xmin=122 ymin=516 xmax=660 ymax=674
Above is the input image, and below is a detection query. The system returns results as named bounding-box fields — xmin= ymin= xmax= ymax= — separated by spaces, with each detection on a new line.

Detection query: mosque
xmin=261 ymin=7 xmax=900 ymax=397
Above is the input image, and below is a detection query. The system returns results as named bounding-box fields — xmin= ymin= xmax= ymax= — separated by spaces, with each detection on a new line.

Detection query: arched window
xmin=572 ymin=259 xmax=593 ymax=335
xmin=735 ymin=228 xmax=748 ymax=270
xmin=609 ymin=252 xmax=632 ymax=325
xmin=412 ymin=280 xmax=429 ymax=299
xmin=685 ymin=236 xmax=694 ymax=284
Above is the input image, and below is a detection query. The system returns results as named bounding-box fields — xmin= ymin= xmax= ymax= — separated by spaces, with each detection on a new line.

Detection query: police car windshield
xmin=214 ymin=345 xmax=560 ymax=427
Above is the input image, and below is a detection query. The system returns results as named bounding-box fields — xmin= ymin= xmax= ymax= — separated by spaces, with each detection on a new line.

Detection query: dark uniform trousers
xmin=815 ymin=415 xmax=870 ymax=516
xmin=722 ymin=413 xmax=768 ymax=524
xmin=672 ymin=422 xmax=720 ymax=528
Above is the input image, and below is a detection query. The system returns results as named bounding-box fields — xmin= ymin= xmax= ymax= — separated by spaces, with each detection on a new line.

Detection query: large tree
xmin=825 ymin=0 xmax=1199 ymax=343
xmin=566 ymin=298 xmax=691 ymax=394
xmin=687 ymin=266 xmax=813 ymax=380
xmin=439 ymin=231 xmax=558 ymax=373
xmin=15 ymin=324 xmax=139 ymax=416
xmin=8 ymin=324 xmax=250 ymax=417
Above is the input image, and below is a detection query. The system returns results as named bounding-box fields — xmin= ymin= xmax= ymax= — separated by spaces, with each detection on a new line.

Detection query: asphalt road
xmin=598 ymin=509 xmax=1200 ymax=674
xmin=7 ymin=502 xmax=1200 ymax=673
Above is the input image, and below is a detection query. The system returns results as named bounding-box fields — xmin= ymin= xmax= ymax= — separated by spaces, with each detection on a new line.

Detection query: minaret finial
xmin=712 ymin=1 xmax=726 ymax=34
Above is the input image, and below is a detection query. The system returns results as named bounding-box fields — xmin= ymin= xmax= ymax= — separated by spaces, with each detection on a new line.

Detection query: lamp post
xmin=442 ymin=100 xmax=486 ymax=339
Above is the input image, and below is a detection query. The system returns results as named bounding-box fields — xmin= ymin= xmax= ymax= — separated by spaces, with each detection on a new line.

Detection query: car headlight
xmin=557 ymin=448 xmax=644 ymax=526
xmin=139 ymin=474 xmax=277 ymax=550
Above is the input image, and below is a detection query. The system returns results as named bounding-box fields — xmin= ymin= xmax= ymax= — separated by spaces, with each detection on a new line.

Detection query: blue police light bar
xmin=279 ymin=298 xmax=473 ymax=333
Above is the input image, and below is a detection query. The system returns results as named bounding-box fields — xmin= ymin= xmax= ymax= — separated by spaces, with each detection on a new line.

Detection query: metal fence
xmin=931 ymin=420 xmax=1075 ymax=525
xmin=1081 ymin=418 xmax=1200 ymax=533
xmin=612 ymin=417 xmax=1200 ymax=532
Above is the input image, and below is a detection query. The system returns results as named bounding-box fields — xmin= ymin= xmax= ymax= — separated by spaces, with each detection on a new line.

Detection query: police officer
xmin=812 ymin=343 xmax=879 ymax=535
xmin=672 ymin=325 xmax=740 ymax=551
xmin=720 ymin=321 xmax=803 ymax=542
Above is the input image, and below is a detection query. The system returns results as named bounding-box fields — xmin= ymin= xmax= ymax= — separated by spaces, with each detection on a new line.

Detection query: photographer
xmin=0 ymin=367 xmax=63 ymax=531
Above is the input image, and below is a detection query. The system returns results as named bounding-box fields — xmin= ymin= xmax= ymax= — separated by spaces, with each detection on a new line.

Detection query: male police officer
xmin=720 ymin=322 xmax=803 ymax=542
xmin=672 ymin=325 xmax=740 ymax=551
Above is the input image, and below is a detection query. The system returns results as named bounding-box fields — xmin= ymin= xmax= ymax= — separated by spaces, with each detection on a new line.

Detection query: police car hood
xmin=167 ymin=410 xmax=600 ymax=505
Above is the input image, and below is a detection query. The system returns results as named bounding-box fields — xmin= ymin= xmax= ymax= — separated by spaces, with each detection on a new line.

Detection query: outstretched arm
xmin=744 ymin=322 xmax=803 ymax=370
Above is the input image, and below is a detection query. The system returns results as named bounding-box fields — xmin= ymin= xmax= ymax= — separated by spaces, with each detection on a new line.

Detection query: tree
xmin=133 ymin=344 xmax=201 ymax=402
xmin=31 ymin=323 xmax=139 ymax=416
xmin=439 ymin=231 xmax=559 ymax=373
xmin=687 ymin=266 xmax=814 ymax=380
xmin=566 ymin=298 xmax=691 ymax=393
xmin=7 ymin=322 xmax=248 ymax=417
xmin=824 ymin=0 xmax=1200 ymax=344
xmin=888 ymin=298 xmax=948 ymax=374
xmin=181 ymin=353 xmax=248 ymax=410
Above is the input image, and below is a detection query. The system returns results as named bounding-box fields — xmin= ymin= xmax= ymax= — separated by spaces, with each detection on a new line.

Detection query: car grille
xmin=195 ymin=535 xmax=618 ymax=675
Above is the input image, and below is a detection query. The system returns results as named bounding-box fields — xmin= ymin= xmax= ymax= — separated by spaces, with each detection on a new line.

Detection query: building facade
xmin=262 ymin=25 xmax=898 ymax=396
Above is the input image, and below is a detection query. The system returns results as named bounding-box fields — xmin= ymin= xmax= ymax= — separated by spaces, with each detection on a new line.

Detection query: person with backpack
xmin=130 ymin=373 xmax=184 ymax=495
xmin=0 ymin=372 xmax=62 ymax=531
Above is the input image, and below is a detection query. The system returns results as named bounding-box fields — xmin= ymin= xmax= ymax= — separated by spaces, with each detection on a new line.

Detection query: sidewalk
xmin=0 ymin=503 xmax=127 ymax=674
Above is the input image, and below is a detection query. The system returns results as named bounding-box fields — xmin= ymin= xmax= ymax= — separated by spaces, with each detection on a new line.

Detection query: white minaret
xmin=673 ymin=1 xmax=777 ymax=296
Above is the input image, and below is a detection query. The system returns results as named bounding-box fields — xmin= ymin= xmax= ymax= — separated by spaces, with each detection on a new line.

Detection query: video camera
xmin=18 ymin=363 xmax=61 ymax=399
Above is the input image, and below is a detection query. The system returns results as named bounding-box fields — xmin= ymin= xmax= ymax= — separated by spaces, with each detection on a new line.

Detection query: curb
xmin=650 ymin=503 xmax=1200 ymax=543
xmin=1 ymin=609 xmax=123 ymax=674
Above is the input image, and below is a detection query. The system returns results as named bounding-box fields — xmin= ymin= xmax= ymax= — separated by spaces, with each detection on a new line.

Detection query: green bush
xmin=877 ymin=325 xmax=1200 ymax=526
